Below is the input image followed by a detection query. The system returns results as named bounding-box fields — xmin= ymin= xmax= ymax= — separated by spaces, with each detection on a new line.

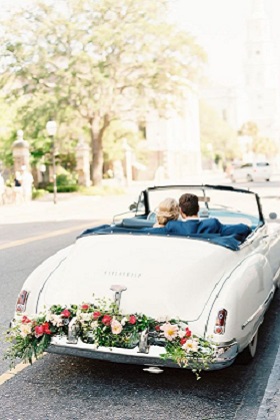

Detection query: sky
xmin=1 ymin=0 xmax=279 ymax=88
xmin=172 ymin=0 xmax=280 ymax=86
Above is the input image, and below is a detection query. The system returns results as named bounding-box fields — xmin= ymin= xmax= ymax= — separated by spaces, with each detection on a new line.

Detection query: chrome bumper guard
xmin=48 ymin=335 xmax=238 ymax=370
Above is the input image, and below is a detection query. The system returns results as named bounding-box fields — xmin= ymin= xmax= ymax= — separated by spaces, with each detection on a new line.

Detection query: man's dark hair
xmin=179 ymin=193 xmax=199 ymax=217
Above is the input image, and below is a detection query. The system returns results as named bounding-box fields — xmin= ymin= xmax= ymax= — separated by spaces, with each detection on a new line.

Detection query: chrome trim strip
xmin=48 ymin=336 xmax=238 ymax=371
xmin=242 ymin=289 xmax=274 ymax=330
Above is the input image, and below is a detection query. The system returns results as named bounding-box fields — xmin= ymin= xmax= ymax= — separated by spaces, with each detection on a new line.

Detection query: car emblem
xmin=110 ymin=284 xmax=127 ymax=308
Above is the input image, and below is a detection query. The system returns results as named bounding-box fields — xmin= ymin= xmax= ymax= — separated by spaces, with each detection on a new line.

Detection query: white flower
xmin=178 ymin=330 xmax=186 ymax=338
xmin=156 ymin=315 xmax=170 ymax=323
xmin=78 ymin=313 xmax=92 ymax=323
xmin=90 ymin=321 xmax=99 ymax=329
xmin=19 ymin=323 xmax=32 ymax=337
xmin=160 ymin=323 xmax=178 ymax=341
xmin=111 ymin=319 xmax=123 ymax=335
xmin=49 ymin=314 xmax=64 ymax=327
xmin=182 ymin=339 xmax=199 ymax=353
xmin=121 ymin=317 xmax=127 ymax=326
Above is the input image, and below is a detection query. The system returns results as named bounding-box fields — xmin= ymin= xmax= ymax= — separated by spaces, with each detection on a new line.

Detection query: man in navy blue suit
xmin=165 ymin=193 xmax=251 ymax=240
xmin=164 ymin=193 xmax=221 ymax=235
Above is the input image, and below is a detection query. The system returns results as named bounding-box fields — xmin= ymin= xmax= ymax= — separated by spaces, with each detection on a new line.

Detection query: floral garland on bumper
xmin=5 ymin=299 xmax=215 ymax=379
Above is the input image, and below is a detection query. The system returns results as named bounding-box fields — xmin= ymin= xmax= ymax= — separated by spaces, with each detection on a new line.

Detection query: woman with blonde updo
xmin=154 ymin=197 xmax=180 ymax=227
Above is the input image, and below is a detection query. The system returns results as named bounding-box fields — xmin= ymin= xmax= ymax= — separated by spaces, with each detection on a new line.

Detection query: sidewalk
xmin=0 ymin=172 xmax=228 ymax=225
xmin=0 ymin=188 xmax=139 ymax=225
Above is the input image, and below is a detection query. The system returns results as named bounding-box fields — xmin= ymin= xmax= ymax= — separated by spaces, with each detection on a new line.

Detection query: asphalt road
xmin=0 ymin=180 xmax=279 ymax=419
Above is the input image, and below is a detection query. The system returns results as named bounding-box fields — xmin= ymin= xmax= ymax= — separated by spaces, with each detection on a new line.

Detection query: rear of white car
xmin=231 ymin=162 xmax=271 ymax=182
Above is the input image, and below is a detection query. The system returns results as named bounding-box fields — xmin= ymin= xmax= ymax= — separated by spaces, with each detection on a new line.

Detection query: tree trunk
xmin=90 ymin=114 xmax=109 ymax=186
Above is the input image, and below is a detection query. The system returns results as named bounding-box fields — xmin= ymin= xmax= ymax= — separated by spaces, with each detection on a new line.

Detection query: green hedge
xmin=46 ymin=184 xmax=79 ymax=193
xmin=46 ymin=173 xmax=78 ymax=193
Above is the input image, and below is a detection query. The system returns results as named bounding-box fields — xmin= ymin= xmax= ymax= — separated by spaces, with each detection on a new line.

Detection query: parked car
xmin=9 ymin=185 xmax=280 ymax=375
xmin=230 ymin=162 xmax=272 ymax=182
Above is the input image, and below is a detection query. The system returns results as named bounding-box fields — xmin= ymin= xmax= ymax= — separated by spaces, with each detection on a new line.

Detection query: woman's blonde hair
xmin=156 ymin=197 xmax=179 ymax=226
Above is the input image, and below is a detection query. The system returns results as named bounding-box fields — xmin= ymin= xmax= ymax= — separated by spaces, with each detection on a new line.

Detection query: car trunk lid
xmin=40 ymin=234 xmax=239 ymax=321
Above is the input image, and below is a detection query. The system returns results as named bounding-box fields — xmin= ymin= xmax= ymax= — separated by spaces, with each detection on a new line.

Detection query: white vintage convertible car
xmin=11 ymin=185 xmax=280 ymax=373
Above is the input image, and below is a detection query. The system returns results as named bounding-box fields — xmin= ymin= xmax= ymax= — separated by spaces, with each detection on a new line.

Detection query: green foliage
xmin=103 ymin=120 xmax=141 ymax=162
xmin=239 ymin=121 xmax=278 ymax=159
xmin=252 ymin=136 xmax=279 ymax=158
xmin=0 ymin=0 xmax=206 ymax=184
xmin=239 ymin=121 xmax=259 ymax=137
xmin=56 ymin=173 xmax=77 ymax=187
xmin=46 ymin=173 xmax=78 ymax=193
xmin=6 ymin=299 xmax=215 ymax=378
xmin=32 ymin=188 xmax=48 ymax=200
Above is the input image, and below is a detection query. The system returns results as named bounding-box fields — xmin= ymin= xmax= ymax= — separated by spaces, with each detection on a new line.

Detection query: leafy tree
xmin=252 ymin=136 xmax=279 ymax=158
xmin=0 ymin=0 xmax=206 ymax=185
xmin=238 ymin=121 xmax=258 ymax=137
xmin=239 ymin=121 xmax=278 ymax=159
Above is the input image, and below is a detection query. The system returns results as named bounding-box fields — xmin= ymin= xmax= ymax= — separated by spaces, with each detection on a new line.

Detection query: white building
xmin=144 ymin=89 xmax=202 ymax=181
xmin=244 ymin=0 xmax=280 ymax=141
xmin=201 ymin=0 xmax=280 ymax=144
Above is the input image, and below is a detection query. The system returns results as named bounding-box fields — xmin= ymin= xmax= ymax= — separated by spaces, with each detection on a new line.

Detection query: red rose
xmin=61 ymin=309 xmax=71 ymax=318
xmin=155 ymin=325 xmax=161 ymax=332
xmin=93 ymin=311 xmax=101 ymax=320
xmin=81 ymin=304 xmax=90 ymax=311
xmin=22 ymin=315 xmax=31 ymax=324
xmin=102 ymin=315 xmax=112 ymax=326
xmin=129 ymin=315 xmax=137 ymax=325
xmin=42 ymin=322 xmax=51 ymax=335
xmin=180 ymin=337 xmax=187 ymax=345
xmin=185 ymin=327 xmax=191 ymax=337
xmin=35 ymin=325 xmax=44 ymax=338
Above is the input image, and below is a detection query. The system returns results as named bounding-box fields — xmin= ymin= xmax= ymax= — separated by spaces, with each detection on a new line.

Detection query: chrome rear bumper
xmin=47 ymin=336 xmax=238 ymax=370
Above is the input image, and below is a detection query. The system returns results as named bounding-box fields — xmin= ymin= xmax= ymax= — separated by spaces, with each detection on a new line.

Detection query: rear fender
xmin=206 ymin=254 xmax=274 ymax=351
xmin=15 ymin=245 xmax=73 ymax=315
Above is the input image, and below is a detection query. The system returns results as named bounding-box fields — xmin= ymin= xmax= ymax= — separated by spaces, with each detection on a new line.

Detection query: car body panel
xmin=38 ymin=235 xmax=239 ymax=321
xmin=15 ymin=184 xmax=280 ymax=370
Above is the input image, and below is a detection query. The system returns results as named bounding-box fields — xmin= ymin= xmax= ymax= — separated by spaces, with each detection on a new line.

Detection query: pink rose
xmin=35 ymin=325 xmax=44 ymax=338
xmin=102 ymin=315 xmax=112 ymax=326
xmin=93 ymin=311 xmax=101 ymax=320
xmin=129 ymin=315 xmax=137 ymax=325
xmin=81 ymin=304 xmax=90 ymax=311
xmin=180 ymin=337 xmax=187 ymax=345
xmin=185 ymin=327 xmax=191 ymax=337
xmin=22 ymin=315 xmax=31 ymax=324
xmin=61 ymin=309 xmax=71 ymax=318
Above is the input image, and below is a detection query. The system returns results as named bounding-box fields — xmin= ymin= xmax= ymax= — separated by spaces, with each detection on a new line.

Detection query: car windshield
xmin=137 ymin=186 xmax=262 ymax=225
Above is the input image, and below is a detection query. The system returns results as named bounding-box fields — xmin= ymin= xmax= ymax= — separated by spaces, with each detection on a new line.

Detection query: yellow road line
xmin=0 ymin=222 xmax=94 ymax=250
xmin=0 ymin=356 xmax=41 ymax=385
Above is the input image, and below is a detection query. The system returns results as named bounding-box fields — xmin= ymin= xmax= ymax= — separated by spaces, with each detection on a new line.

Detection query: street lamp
xmin=46 ymin=120 xmax=57 ymax=204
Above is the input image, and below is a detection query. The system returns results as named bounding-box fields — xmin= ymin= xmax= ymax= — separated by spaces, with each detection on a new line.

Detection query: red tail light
xmin=214 ymin=309 xmax=227 ymax=334
xmin=16 ymin=290 xmax=29 ymax=313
